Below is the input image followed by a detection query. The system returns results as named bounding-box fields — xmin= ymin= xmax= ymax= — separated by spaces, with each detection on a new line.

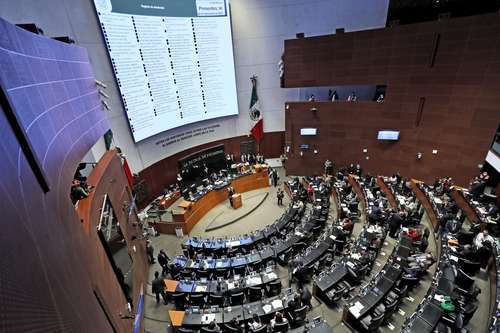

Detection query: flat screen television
xmin=377 ymin=130 xmax=400 ymax=141
xmin=300 ymin=128 xmax=317 ymax=136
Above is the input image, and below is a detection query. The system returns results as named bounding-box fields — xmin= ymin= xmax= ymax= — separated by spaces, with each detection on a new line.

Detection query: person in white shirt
xmin=270 ymin=312 xmax=288 ymax=328
xmin=474 ymin=229 xmax=494 ymax=249
xmin=347 ymin=92 xmax=357 ymax=101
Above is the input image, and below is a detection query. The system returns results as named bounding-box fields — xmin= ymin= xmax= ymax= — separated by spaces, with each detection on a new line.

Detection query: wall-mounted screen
xmin=377 ymin=130 xmax=400 ymax=141
xmin=300 ymin=128 xmax=317 ymax=136
xmin=94 ymin=0 xmax=238 ymax=142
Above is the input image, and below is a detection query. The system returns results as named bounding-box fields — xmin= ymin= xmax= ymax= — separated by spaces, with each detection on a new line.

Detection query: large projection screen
xmin=94 ymin=0 xmax=238 ymax=142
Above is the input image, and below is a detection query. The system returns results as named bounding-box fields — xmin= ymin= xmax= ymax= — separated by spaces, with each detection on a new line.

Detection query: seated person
xmin=300 ymin=287 xmax=312 ymax=308
xmin=474 ymin=229 xmax=494 ymax=249
xmin=270 ymin=312 xmax=288 ymax=328
xmin=341 ymin=218 xmax=354 ymax=232
xmin=207 ymin=321 xmax=221 ymax=333
xmin=248 ymin=314 xmax=263 ymax=330
xmin=286 ymin=294 xmax=301 ymax=316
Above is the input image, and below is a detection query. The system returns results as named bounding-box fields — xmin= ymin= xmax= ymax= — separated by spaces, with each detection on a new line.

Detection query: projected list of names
xmin=95 ymin=0 xmax=238 ymax=142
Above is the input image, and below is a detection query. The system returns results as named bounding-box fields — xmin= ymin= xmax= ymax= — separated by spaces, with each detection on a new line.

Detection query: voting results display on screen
xmin=94 ymin=0 xmax=238 ymax=142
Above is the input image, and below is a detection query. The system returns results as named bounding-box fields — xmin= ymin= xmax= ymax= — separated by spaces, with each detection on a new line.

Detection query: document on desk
xmin=271 ymin=299 xmax=283 ymax=309
xmin=201 ymin=314 xmax=216 ymax=324
xmin=247 ymin=276 xmax=262 ymax=285
xmin=350 ymin=301 xmax=364 ymax=319
xmin=262 ymin=304 xmax=272 ymax=314
xmin=216 ymin=261 xmax=223 ymax=268
xmin=195 ymin=285 xmax=207 ymax=292
xmin=228 ymin=240 xmax=241 ymax=247
xmin=266 ymin=272 xmax=278 ymax=280
xmin=227 ymin=282 xmax=235 ymax=290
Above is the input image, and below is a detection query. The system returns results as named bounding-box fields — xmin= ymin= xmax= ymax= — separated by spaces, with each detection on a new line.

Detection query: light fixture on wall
xmin=313 ymin=149 xmax=318 ymax=154
xmin=300 ymin=151 xmax=304 ymax=157
xmin=363 ymin=148 xmax=368 ymax=153
xmin=432 ymin=149 xmax=438 ymax=155
xmin=417 ymin=152 xmax=423 ymax=160
xmin=286 ymin=146 xmax=290 ymax=153
xmin=310 ymin=107 xmax=317 ymax=113
xmin=286 ymin=104 xmax=289 ymax=110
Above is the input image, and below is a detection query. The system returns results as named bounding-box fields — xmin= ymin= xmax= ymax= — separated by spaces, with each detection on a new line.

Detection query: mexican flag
xmin=249 ymin=76 xmax=263 ymax=143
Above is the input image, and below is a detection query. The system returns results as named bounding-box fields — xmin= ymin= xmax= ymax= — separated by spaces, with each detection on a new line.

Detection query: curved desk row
xmin=154 ymin=170 xmax=270 ymax=234
xmin=164 ymin=269 xmax=279 ymax=296
xmin=169 ymin=293 xmax=295 ymax=327
xmin=182 ymin=205 xmax=299 ymax=251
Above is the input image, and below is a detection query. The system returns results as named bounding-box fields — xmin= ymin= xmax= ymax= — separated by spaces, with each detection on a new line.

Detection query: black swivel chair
xmin=215 ymin=268 xmax=229 ymax=279
xmin=360 ymin=311 xmax=384 ymax=332
xmin=267 ymin=280 xmax=282 ymax=297
xmin=190 ymin=294 xmax=205 ymax=307
xmin=201 ymin=327 xmax=217 ymax=333
xmin=230 ymin=292 xmax=245 ymax=305
xmin=290 ymin=305 xmax=308 ymax=327
xmin=273 ymin=322 xmax=289 ymax=333
xmin=233 ymin=266 xmax=246 ymax=276
xmin=178 ymin=327 xmax=194 ymax=333
xmin=223 ymin=323 xmax=241 ymax=333
xmin=248 ymin=286 xmax=264 ymax=302
xmin=209 ymin=294 xmax=225 ymax=307
xmin=172 ymin=293 xmax=187 ymax=309
xmin=251 ymin=325 xmax=267 ymax=333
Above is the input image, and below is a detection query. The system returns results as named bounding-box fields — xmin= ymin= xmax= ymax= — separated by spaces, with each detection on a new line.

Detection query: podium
xmin=231 ymin=193 xmax=242 ymax=209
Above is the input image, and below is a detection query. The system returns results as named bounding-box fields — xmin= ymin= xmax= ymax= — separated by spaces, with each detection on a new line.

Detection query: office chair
xmin=273 ymin=322 xmax=289 ymax=333
xmin=230 ymin=292 xmax=245 ymax=305
xmin=189 ymin=294 xmax=205 ymax=307
xmin=172 ymin=293 xmax=186 ymax=309
xmin=223 ymin=323 xmax=241 ymax=333
xmin=178 ymin=327 xmax=194 ymax=333
xmin=267 ymin=280 xmax=282 ymax=297
xmin=462 ymin=301 xmax=478 ymax=325
xmin=208 ymin=294 xmax=224 ymax=307
xmin=251 ymin=325 xmax=268 ymax=333
xmin=233 ymin=266 xmax=246 ymax=276
xmin=181 ymin=270 xmax=192 ymax=279
xmin=198 ymin=270 xmax=211 ymax=279
xmin=360 ymin=311 xmax=384 ymax=332
xmin=215 ymin=268 xmax=229 ymax=279
xmin=458 ymin=258 xmax=481 ymax=277
xmin=201 ymin=327 xmax=217 ymax=333
xmin=290 ymin=305 xmax=308 ymax=327
xmin=248 ymin=286 xmax=264 ymax=302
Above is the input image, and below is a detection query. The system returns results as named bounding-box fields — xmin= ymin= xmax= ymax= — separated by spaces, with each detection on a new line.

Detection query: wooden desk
xmin=164 ymin=279 xmax=178 ymax=293
xmin=376 ymin=176 xmax=398 ymax=210
xmin=232 ymin=193 xmax=242 ymax=209
xmin=170 ymin=170 xmax=269 ymax=234
xmin=159 ymin=191 xmax=181 ymax=210
xmin=450 ymin=187 xmax=480 ymax=224
xmin=178 ymin=200 xmax=192 ymax=209
xmin=410 ymin=179 xmax=439 ymax=231
xmin=168 ymin=310 xmax=185 ymax=327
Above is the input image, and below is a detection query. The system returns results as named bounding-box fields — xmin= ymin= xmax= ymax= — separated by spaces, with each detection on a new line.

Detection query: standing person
xmin=307 ymin=184 xmax=314 ymax=202
xmin=389 ymin=211 xmax=402 ymax=238
xmin=272 ymin=169 xmax=279 ymax=187
xmin=228 ymin=186 xmax=235 ymax=207
xmin=277 ymin=189 xmax=284 ymax=206
xmin=146 ymin=240 xmax=155 ymax=264
xmin=152 ymin=271 xmax=167 ymax=305
xmin=157 ymin=250 xmax=170 ymax=277
xmin=300 ymin=287 xmax=312 ymax=309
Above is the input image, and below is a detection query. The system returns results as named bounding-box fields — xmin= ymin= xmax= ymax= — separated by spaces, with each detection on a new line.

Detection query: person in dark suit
xmin=228 ymin=186 xmax=235 ymax=207
xmin=389 ymin=211 xmax=402 ymax=238
xmin=299 ymin=287 xmax=312 ymax=309
xmin=272 ymin=170 xmax=279 ymax=187
xmin=277 ymin=189 xmax=284 ymax=206
xmin=152 ymin=271 xmax=167 ymax=304
xmin=146 ymin=240 xmax=155 ymax=264
xmin=157 ymin=249 xmax=170 ymax=276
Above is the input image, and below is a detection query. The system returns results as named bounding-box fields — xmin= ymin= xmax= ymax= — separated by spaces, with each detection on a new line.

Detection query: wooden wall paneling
xmin=283 ymin=13 xmax=500 ymax=186
xmin=135 ymin=132 xmax=284 ymax=209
